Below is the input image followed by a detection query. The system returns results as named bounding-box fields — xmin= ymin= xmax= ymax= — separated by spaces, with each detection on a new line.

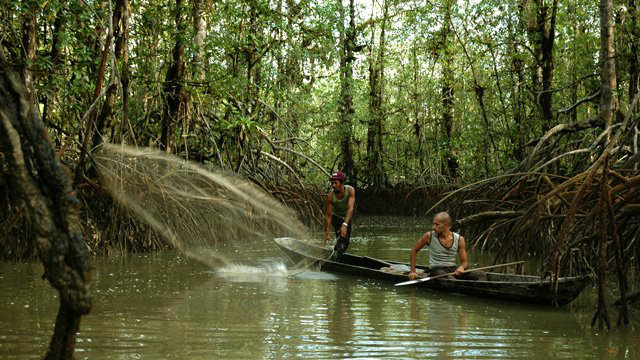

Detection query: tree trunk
xmin=161 ymin=0 xmax=187 ymax=152
xmin=441 ymin=0 xmax=458 ymax=181
xmin=41 ymin=6 xmax=68 ymax=133
xmin=589 ymin=0 xmax=618 ymax=331
xmin=92 ymin=0 xmax=129 ymax=152
xmin=338 ymin=0 xmax=356 ymax=179
xmin=20 ymin=0 xmax=37 ymax=105
xmin=272 ymin=0 xmax=285 ymax=132
xmin=521 ymin=0 xmax=558 ymax=128
xmin=509 ymin=2 xmax=527 ymax=162
xmin=366 ymin=0 xmax=388 ymax=189
xmin=284 ymin=0 xmax=303 ymax=162
xmin=119 ymin=0 xmax=131 ymax=143
xmin=600 ymin=0 xmax=617 ymax=135
xmin=0 ymin=51 xmax=92 ymax=360
xmin=92 ymin=0 xmax=129 ymax=149
xmin=539 ymin=0 xmax=558 ymax=125
xmin=594 ymin=205 xmax=611 ymax=330
xmin=245 ymin=3 xmax=258 ymax=118
xmin=628 ymin=0 xmax=639 ymax=104
xmin=191 ymin=0 xmax=206 ymax=83
xmin=570 ymin=4 xmax=579 ymax=124
xmin=73 ymin=33 xmax=111 ymax=187
xmin=412 ymin=43 xmax=425 ymax=174
xmin=456 ymin=20 xmax=497 ymax=176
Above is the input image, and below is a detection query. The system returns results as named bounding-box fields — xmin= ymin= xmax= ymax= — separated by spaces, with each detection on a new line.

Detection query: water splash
xmin=216 ymin=261 xmax=298 ymax=286
xmin=94 ymin=143 xmax=311 ymax=268
xmin=217 ymin=262 xmax=289 ymax=277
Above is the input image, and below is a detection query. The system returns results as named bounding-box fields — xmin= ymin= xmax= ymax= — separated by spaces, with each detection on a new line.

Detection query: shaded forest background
xmin=1 ymin=0 xmax=639 ymax=339
xmin=3 ymin=0 xmax=631 ymax=187
xmin=1 ymin=0 xmax=638 ymax=252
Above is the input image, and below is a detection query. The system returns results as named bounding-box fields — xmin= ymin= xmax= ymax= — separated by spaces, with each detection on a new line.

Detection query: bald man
xmin=408 ymin=212 xmax=487 ymax=281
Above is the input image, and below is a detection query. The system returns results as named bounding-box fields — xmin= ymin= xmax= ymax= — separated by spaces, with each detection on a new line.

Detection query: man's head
xmin=330 ymin=171 xmax=346 ymax=191
xmin=432 ymin=212 xmax=451 ymax=235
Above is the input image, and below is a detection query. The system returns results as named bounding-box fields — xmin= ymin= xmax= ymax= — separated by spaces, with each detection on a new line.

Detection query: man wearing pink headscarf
xmin=324 ymin=171 xmax=355 ymax=260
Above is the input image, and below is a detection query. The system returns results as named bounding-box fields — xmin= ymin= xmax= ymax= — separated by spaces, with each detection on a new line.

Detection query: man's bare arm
xmin=408 ymin=232 xmax=430 ymax=279
xmin=340 ymin=187 xmax=355 ymax=237
xmin=344 ymin=187 xmax=355 ymax=224
xmin=456 ymin=235 xmax=469 ymax=275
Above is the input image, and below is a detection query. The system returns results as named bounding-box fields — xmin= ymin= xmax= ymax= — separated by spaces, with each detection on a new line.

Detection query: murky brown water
xmin=1 ymin=216 xmax=638 ymax=359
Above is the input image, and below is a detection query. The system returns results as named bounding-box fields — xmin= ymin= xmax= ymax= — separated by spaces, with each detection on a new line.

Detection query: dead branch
xmin=457 ymin=210 xmax=524 ymax=227
xmin=557 ymin=90 xmax=601 ymax=115
xmin=524 ymin=115 xmax=602 ymax=170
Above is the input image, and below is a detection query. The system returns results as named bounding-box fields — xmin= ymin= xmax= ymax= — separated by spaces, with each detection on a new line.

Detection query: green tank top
xmin=331 ymin=185 xmax=351 ymax=218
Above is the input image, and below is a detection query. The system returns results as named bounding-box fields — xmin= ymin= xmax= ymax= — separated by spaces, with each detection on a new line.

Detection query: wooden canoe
xmin=275 ymin=237 xmax=590 ymax=306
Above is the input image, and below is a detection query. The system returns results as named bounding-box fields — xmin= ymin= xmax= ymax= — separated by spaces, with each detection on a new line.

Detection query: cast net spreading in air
xmin=94 ymin=143 xmax=318 ymax=279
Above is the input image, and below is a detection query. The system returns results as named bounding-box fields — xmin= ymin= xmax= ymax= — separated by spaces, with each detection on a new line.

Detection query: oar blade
xmin=395 ymin=277 xmax=430 ymax=287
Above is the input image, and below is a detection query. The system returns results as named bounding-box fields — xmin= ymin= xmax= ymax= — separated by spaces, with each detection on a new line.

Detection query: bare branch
xmin=557 ymin=90 xmax=601 ymax=115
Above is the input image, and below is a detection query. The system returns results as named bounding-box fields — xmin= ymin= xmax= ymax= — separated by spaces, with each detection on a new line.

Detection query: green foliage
xmin=0 ymin=0 xmax=626 ymax=188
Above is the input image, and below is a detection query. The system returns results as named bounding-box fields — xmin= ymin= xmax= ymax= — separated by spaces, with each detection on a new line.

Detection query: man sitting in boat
xmin=408 ymin=212 xmax=487 ymax=281
xmin=324 ymin=171 xmax=355 ymax=260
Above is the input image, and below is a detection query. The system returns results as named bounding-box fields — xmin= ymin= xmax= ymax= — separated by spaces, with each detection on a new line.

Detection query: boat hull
xmin=275 ymin=237 xmax=590 ymax=306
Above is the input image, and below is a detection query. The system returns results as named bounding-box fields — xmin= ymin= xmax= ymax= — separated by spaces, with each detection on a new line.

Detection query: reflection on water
xmin=1 ymin=216 xmax=639 ymax=359
xmin=293 ymin=271 xmax=338 ymax=281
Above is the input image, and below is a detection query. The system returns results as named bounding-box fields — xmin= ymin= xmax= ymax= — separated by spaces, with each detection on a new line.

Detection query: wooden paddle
xmin=394 ymin=260 xmax=525 ymax=287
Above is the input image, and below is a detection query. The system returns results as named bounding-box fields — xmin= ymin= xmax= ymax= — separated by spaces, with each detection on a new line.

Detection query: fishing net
xmin=94 ymin=143 xmax=314 ymax=273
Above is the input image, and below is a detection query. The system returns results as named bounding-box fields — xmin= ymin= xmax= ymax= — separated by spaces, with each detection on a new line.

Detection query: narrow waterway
xmin=1 ymin=216 xmax=638 ymax=359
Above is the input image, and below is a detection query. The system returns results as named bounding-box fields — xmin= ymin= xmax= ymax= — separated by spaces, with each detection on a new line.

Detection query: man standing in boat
xmin=324 ymin=171 xmax=355 ymax=260
xmin=408 ymin=212 xmax=487 ymax=281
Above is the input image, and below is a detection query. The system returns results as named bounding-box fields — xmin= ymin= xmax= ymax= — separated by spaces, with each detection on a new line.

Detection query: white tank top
xmin=428 ymin=231 xmax=459 ymax=267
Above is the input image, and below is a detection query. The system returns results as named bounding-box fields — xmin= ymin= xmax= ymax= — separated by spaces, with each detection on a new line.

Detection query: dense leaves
xmin=0 ymin=0 xmax=625 ymax=187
